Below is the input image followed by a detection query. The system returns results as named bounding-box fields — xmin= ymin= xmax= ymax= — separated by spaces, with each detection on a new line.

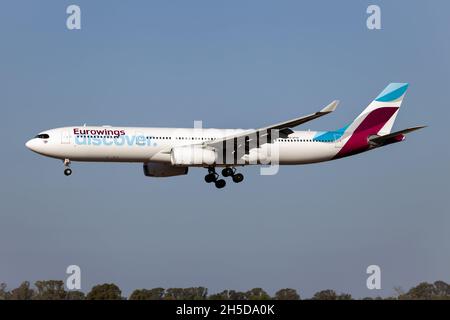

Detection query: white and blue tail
xmin=345 ymin=83 xmax=409 ymax=135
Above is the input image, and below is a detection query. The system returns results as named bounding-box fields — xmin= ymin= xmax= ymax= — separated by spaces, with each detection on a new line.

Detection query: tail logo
xmin=334 ymin=83 xmax=409 ymax=158
xmin=375 ymin=83 xmax=408 ymax=102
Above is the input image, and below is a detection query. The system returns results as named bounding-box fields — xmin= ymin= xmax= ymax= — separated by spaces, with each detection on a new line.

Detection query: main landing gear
xmin=222 ymin=167 xmax=244 ymax=183
xmin=63 ymin=159 xmax=72 ymax=176
xmin=204 ymin=167 xmax=226 ymax=189
xmin=204 ymin=167 xmax=244 ymax=189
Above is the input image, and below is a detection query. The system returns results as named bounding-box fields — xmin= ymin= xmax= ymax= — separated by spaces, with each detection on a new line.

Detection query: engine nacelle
xmin=143 ymin=162 xmax=188 ymax=177
xmin=171 ymin=146 xmax=216 ymax=166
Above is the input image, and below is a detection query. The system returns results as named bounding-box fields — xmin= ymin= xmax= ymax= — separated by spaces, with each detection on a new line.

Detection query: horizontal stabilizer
xmin=369 ymin=125 xmax=426 ymax=145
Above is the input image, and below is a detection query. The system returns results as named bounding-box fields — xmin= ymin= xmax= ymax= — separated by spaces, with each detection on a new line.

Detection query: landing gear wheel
xmin=222 ymin=167 xmax=234 ymax=177
xmin=232 ymin=173 xmax=244 ymax=183
xmin=64 ymin=168 xmax=72 ymax=176
xmin=204 ymin=173 xmax=217 ymax=183
xmin=215 ymin=179 xmax=226 ymax=189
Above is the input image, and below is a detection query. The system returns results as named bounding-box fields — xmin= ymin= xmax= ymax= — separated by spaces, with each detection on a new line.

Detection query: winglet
xmin=320 ymin=100 xmax=339 ymax=113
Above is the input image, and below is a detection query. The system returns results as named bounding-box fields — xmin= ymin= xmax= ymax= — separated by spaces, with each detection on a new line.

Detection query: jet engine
xmin=143 ymin=162 xmax=188 ymax=177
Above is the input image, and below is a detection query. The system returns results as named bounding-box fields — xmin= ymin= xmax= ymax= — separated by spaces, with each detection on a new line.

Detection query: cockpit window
xmin=35 ymin=134 xmax=50 ymax=139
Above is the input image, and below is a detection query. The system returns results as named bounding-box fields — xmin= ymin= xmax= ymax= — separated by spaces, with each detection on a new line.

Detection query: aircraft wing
xmin=203 ymin=100 xmax=339 ymax=150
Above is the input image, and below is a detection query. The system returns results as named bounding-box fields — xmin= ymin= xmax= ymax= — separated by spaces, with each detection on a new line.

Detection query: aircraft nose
xmin=25 ymin=139 xmax=38 ymax=152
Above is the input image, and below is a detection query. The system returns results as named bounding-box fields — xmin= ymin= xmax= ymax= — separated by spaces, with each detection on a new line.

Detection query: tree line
xmin=0 ymin=280 xmax=449 ymax=300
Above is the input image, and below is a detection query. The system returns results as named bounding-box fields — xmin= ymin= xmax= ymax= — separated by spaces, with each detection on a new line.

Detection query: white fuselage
xmin=26 ymin=126 xmax=347 ymax=166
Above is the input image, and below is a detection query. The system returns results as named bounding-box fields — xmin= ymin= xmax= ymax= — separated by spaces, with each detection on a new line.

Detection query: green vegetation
xmin=86 ymin=283 xmax=122 ymax=300
xmin=0 ymin=280 xmax=449 ymax=300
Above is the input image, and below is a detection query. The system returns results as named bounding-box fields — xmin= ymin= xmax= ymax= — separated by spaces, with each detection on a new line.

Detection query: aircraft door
xmin=61 ymin=130 xmax=71 ymax=144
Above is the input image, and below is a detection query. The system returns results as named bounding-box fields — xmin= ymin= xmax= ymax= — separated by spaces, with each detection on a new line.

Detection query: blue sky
xmin=1 ymin=0 xmax=449 ymax=298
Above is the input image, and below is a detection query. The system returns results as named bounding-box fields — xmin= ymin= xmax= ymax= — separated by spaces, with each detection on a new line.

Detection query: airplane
xmin=26 ymin=83 xmax=425 ymax=189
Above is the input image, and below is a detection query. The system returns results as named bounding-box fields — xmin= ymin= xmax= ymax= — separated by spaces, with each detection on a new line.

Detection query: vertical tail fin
xmin=346 ymin=83 xmax=409 ymax=135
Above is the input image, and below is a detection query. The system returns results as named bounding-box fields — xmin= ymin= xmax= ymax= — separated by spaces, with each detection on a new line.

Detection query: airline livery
xmin=26 ymin=83 xmax=424 ymax=188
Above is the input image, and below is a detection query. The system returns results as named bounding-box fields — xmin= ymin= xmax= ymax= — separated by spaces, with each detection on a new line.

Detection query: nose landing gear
xmin=63 ymin=159 xmax=72 ymax=176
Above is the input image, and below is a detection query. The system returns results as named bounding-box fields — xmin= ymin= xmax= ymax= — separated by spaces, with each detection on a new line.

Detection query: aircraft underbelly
xmin=48 ymin=144 xmax=160 ymax=162
xmin=59 ymin=143 xmax=339 ymax=165
xmin=277 ymin=143 xmax=337 ymax=164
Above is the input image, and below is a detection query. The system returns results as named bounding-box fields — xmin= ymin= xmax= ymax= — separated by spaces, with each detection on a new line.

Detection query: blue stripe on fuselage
xmin=313 ymin=124 xmax=349 ymax=141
